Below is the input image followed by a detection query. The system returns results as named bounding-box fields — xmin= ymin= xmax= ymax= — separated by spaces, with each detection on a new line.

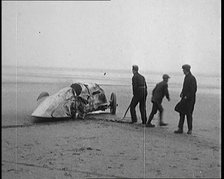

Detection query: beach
xmin=2 ymin=67 xmax=221 ymax=178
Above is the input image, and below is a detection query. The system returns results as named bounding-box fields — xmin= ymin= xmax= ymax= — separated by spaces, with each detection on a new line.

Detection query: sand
xmin=2 ymin=81 xmax=221 ymax=178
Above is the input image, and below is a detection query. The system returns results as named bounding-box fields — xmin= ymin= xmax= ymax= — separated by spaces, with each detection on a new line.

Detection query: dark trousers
xmin=130 ymin=93 xmax=147 ymax=124
xmin=147 ymin=101 xmax=163 ymax=124
xmin=178 ymin=101 xmax=195 ymax=131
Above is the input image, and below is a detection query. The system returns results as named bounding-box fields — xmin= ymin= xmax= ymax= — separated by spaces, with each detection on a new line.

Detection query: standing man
xmin=130 ymin=65 xmax=148 ymax=124
xmin=146 ymin=74 xmax=170 ymax=127
xmin=174 ymin=64 xmax=197 ymax=134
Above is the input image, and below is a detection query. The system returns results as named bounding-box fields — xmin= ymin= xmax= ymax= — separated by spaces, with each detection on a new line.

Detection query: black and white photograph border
xmin=2 ymin=0 xmax=221 ymax=178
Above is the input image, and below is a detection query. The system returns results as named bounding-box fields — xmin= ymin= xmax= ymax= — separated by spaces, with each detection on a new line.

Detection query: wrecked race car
xmin=31 ymin=83 xmax=117 ymax=119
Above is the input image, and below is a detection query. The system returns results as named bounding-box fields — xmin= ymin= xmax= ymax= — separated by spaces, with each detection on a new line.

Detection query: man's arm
xmin=188 ymin=77 xmax=197 ymax=98
xmin=185 ymin=76 xmax=197 ymax=100
xmin=132 ymin=76 xmax=138 ymax=95
xmin=164 ymin=84 xmax=170 ymax=101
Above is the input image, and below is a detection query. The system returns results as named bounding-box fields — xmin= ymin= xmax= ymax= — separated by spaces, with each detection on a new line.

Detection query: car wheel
xmin=110 ymin=93 xmax=117 ymax=114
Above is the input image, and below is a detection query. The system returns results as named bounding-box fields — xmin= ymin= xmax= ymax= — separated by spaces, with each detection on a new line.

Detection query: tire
xmin=110 ymin=93 xmax=117 ymax=114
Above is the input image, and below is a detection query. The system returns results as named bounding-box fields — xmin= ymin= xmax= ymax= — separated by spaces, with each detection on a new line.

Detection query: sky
xmin=2 ymin=0 xmax=221 ymax=74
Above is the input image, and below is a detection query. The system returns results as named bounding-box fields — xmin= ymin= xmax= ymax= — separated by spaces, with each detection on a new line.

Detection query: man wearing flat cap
xmin=174 ymin=64 xmax=197 ymax=134
xmin=130 ymin=65 xmax=148 ymax=124
xmin=146 ymin=74 xmax=170 ymax=127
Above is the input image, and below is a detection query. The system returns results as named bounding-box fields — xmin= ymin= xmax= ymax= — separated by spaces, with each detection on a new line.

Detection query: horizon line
xmin=2 ymin=64 xmax=221 ymax=77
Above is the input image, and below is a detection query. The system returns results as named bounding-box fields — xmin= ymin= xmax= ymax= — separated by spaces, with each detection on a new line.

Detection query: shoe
xmin=146 ymin=123 xmax=155 ymax=128
xmin=159 ymin=122 xmax=168 ymax=126
xmin=174 ymin=129 xmax=183 ymax=134
xmin=187 ymin=130 xmax=192 ymax=134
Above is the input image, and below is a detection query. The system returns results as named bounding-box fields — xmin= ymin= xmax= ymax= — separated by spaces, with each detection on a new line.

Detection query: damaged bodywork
xmin=31 ymin=83 xmax=117 ymax=119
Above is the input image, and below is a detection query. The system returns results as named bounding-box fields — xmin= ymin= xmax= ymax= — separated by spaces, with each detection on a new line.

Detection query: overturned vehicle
xmin=31 ymin=83 xmax=117 ymax=119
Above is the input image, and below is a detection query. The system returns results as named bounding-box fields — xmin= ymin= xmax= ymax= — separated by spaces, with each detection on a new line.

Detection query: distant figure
xmin=130 ymin=65 xmax=148 ymax=124
xmin=104 ymin=72 xmax=106 ymax=76
xmin=146 ymin=74 xmax=170 ymax=127
xmin=174 ymin=64 xmax=197 ymax=134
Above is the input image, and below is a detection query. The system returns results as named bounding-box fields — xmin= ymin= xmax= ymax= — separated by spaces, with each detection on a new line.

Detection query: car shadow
xmin=32 ymin=111 xmax=113 ymax=124
xmin=32 ymin=117 xmax=70 ymax=125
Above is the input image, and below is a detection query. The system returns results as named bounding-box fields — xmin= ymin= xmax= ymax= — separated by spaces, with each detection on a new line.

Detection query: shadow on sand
xmin=32 ymin=111 xmax=113 ymax=125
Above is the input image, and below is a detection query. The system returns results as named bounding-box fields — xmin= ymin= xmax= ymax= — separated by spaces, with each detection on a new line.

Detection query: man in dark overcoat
xmin=130 ymin=65 xmax=148 ymax=124
xmin=174 ymin=64 xmax=197 ymax=134
xmin=146 ymin=74 xmax=170 ymax=127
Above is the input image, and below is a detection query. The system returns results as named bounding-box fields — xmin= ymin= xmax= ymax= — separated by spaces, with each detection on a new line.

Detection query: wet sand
xmin=2 ymin=81 xmax=221 ymax=178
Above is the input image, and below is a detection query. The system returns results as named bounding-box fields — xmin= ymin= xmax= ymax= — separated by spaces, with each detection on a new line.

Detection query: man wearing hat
xmin=174 ymin=64 xmax=197 ymax=134
xmin=146 ymin=74 xmax=170 ymax=127
xmin=130 ymin=65 xmax=148 ymax=124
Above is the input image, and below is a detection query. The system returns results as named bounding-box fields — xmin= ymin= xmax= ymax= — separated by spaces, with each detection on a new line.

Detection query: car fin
xmin=37 ymin=92 xmax=49 ymax=101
